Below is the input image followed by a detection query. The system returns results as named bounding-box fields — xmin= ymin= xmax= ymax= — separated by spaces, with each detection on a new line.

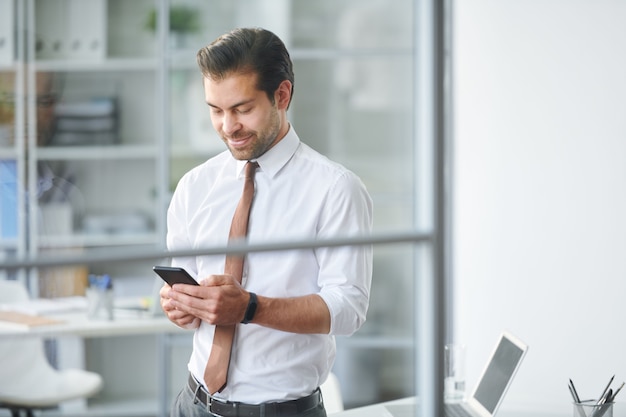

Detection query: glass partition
xmin=0 ymin=0 xmax=443 ymax=415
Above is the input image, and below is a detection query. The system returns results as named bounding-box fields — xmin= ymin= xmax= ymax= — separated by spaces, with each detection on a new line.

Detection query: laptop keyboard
xmin=445 ymin=403 xmax=472 ymax=417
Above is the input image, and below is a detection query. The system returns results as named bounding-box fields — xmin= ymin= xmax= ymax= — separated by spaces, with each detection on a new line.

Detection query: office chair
xmin=0 ymin=280 xmax=103 ymax=417
xmin=321 ymin=372 xmax=344 ymax=414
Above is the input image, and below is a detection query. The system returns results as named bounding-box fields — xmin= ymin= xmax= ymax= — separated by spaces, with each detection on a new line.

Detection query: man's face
xmin=203 ymin=71 xmax=286 ymax=161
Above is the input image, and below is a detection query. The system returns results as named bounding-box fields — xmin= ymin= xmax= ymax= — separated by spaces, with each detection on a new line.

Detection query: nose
xmin=222 ymin=112 xmax=241 ymax=136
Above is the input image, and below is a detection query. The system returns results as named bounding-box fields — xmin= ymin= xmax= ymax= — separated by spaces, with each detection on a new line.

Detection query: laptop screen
xmin=472 ymin=335 xmax=526 ymax=414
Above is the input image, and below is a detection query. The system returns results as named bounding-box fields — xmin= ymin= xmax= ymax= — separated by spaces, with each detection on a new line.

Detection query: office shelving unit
xmin=0 ymin=0 xmax=166 ymax=270
xmin=1 ymin=0 xmax=420 ymax=415
xmin=1 ymin=0 xmax=174 ymax=414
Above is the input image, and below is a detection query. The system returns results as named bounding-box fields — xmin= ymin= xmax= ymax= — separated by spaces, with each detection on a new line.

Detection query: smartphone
xmin=153 ymin=266 xmax=199 ymax=286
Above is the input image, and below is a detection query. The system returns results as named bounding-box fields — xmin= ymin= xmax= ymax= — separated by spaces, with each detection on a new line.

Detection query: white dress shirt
xmin=166 ymin=126 xmax=373 ymax=403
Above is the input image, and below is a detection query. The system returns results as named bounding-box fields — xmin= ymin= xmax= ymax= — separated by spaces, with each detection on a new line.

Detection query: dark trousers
xmin=169 ymin=383 xmax=328 ymax=417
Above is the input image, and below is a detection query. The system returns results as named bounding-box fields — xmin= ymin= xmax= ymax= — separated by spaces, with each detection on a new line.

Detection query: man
xmin=161 ymin=27 xmax=373 ymax=417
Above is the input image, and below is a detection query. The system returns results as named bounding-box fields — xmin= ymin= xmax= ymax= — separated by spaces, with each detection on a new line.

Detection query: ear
xmin=275 ymin=80 xmax=292 ymax=110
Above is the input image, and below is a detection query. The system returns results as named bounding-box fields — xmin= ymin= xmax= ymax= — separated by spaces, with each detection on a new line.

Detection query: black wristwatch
xmin=241 ymin=292 xmax=258 ymax=324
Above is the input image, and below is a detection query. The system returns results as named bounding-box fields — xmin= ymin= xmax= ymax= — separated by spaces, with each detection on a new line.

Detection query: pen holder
xmin=574 ymin=400 xmax=614 ymax=417
xmin=86 ymin=287 xmax=114 ymax=321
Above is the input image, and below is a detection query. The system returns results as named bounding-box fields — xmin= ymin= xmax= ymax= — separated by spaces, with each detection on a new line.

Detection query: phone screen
xmin=153 ymin=266 xmax=199 ymax=286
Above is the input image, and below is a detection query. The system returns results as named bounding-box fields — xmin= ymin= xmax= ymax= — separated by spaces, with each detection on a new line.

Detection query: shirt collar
xmin=234 ymin=125 xmax=300 ymax=179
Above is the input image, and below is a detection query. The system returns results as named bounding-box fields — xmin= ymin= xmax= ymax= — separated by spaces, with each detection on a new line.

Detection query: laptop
xmin=384 ymin=331 xmax=528 ymax=417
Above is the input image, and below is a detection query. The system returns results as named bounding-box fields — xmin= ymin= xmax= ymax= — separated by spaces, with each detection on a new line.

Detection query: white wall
xmin=453 ymin=0 xmax=626 ymax=413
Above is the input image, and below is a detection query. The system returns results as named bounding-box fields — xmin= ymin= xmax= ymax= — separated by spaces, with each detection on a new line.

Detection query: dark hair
xmin=197 ymin=27 xmax=294 ymax=108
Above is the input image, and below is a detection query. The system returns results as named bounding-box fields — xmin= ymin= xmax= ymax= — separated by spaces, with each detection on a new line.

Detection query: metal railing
xmin=0 ymin=231 xmax=429 ymax=270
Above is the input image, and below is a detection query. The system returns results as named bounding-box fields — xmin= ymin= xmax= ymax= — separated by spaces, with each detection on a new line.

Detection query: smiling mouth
xmin=227 ymin=134 xmax=253 ymax=148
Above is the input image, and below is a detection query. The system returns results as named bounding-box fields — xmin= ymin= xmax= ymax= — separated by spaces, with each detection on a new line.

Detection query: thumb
xmin=201 ymin=274 xmax=235 ymax=287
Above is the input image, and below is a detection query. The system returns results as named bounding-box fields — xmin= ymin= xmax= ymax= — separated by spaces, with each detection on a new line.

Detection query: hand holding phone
xmin=153 ymin=266 xmax=199 ymax=286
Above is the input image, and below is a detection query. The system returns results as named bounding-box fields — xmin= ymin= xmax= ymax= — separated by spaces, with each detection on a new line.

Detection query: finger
xmin=159 ymin=283 xmax=172 ymax=298
xmin=168 ymin=310 xmax=200 ymax=328
xmin=169 ymin=283 xmax=209 ymax=303
xmin=161 ymin=297 xmax=178 ymax=312
xmin=170 ymin=292 xmax=213 ymax=318
xmin=165 ymin=287 xmax=219 ymax=323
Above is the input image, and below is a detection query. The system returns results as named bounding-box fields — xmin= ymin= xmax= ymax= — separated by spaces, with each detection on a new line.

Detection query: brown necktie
xmin=204 ymin=161 xmax=258 ymax=394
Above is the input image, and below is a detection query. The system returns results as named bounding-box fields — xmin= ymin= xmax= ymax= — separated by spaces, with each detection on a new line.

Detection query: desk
xmin=0 ymin=306 xmax=189 ymax=417
xmin=0 ymin=310 xmax=184 ymax=338
xmin=331 ymin=397 xmax=574 ymax=417
xmin=332 ymin=396 xmax=415 ymax=417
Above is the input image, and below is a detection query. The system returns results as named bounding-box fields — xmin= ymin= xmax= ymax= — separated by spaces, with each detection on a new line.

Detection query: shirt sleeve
xmin=316 ymin=170 xmax=373 ymax=336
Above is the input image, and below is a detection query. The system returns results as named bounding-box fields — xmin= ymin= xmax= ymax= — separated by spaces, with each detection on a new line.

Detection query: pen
xmin=591 ymin=391 xmax=613 ymax=417
xmin=569 ymin=384 xmax=580 ymax=403
xmin=608 ymin=382 xmax=624 ymax=402
xmin=570 ymin=379 xmax=582 ymax=403
xmin=597 ymin=375 xmax=615 ymax=406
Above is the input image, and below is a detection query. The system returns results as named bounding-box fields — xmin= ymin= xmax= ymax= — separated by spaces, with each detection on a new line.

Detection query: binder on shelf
xmin=0 ymin=0 xmax=14 ymax=65
xmin=35 ymin=0 xmax=106 ymax=61
xmin=51 ymin=97 xmax=119 ymax=146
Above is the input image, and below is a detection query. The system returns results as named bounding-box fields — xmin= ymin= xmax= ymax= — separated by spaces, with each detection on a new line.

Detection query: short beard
xmin=224 ymin=106 xmax=282 ymax=160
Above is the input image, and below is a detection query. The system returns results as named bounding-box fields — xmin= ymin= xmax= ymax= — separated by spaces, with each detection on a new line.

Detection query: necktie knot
xmin=244 ymin=161 xmax=259 ymax=179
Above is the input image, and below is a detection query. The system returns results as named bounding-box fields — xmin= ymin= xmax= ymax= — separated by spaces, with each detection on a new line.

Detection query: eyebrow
xmin=207 ymin=98 xmax=255 ymax=110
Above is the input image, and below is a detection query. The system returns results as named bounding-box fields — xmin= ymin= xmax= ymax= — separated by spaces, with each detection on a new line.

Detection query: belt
xmin=187 ymin=374 xmax=323 ymax=417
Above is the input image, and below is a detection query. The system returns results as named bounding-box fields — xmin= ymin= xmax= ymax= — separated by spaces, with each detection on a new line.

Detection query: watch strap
xmin=241 ymin=292 xmax=257 ymax=324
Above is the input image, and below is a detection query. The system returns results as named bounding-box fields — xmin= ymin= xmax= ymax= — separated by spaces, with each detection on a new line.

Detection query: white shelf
xmin=0 ymin=63 xmax=15 ymax=71
xmin=0 ymin=148 xmax=17 ymax=158
xmin=170 ymin=144 xmax=219 ymax=159
xmin=34 ymin=58 xmax=158 ymax=73
xmin=0 ymin=238 xmax=19 ymax=250
xmin=37 ymin=144 xmax=158 ymax=160
xmin=37 ymin=232 xmax=159 ymax=248
xmin=168 ymin=47 xmax=413 ymax=69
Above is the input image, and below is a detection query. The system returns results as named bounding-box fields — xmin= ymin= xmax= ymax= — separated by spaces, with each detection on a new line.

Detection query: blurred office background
xmin=2 ymin=0 xmax=626 ymax=416
xmin=1 ymin=0 xmax=424 ymax=415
